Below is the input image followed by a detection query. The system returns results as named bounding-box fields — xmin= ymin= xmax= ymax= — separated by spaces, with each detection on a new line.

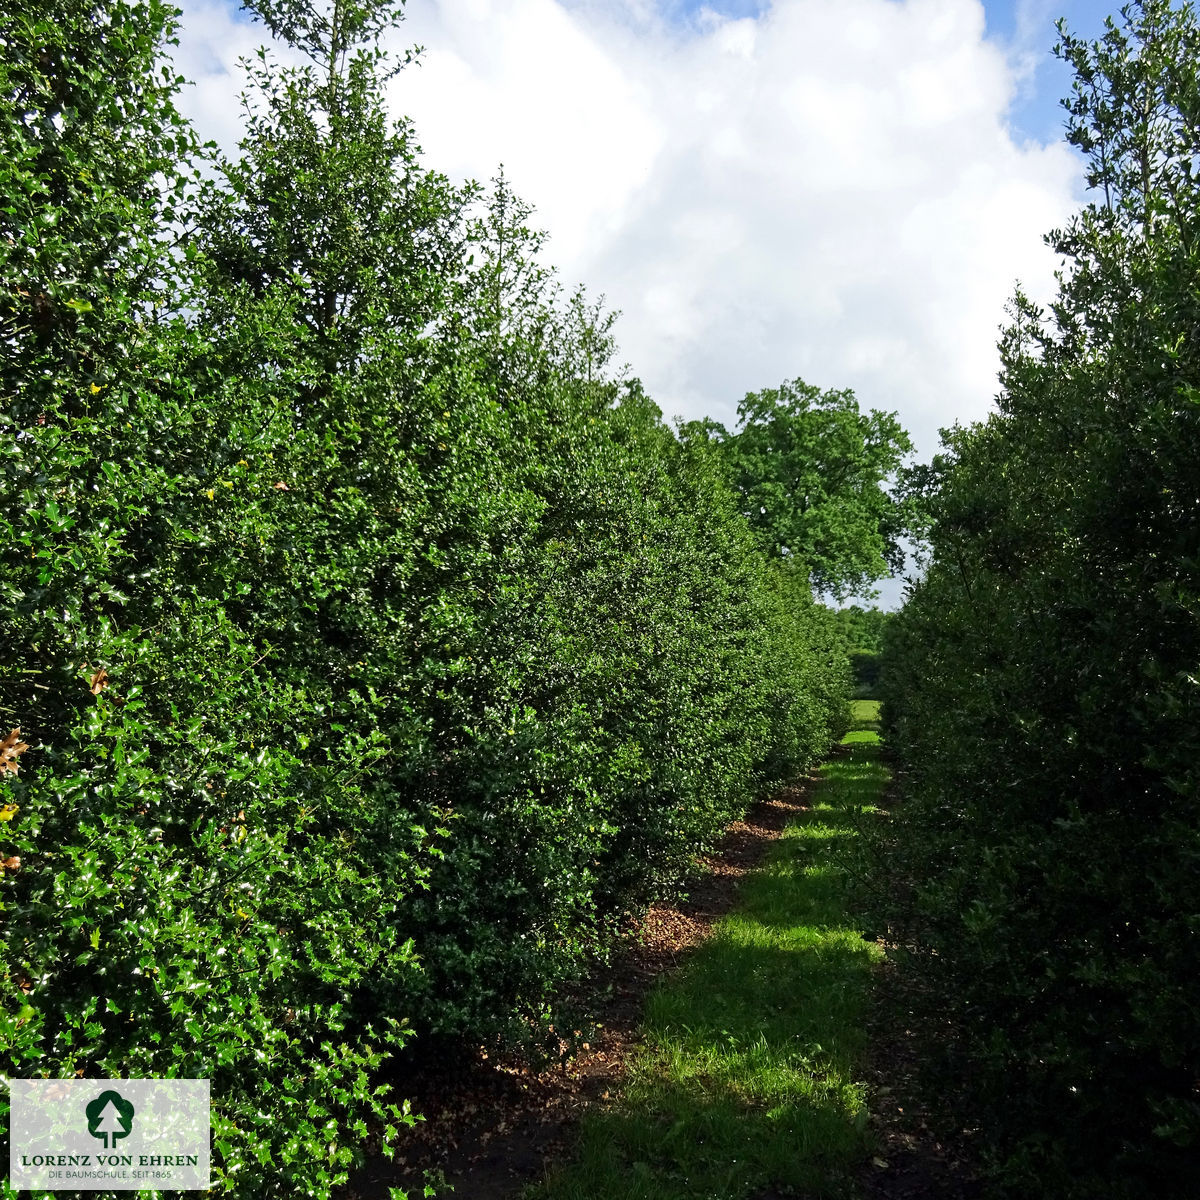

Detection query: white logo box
xmin=10 ymin=1079 xmax=210 ymax=1191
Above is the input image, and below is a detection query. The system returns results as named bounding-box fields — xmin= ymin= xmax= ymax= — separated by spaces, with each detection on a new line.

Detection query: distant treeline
xmin=878 ymin=3 xmax=1200 ymax=1196
xmin=828 ymin=606 xmax=890 ymax=696
xmin=0 ymin=0 xmax=911 ymax=1195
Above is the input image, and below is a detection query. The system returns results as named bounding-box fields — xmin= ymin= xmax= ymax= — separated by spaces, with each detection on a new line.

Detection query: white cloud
xmin=391 ymin=0 xmax=1082 ymax=453
xmin=169 ymin=1 xmax=269 ymax=156
xmin=172 ymin=0 xmax=1086 ymax=601
xmin=388 ymin=0 xmax=666 ymax=266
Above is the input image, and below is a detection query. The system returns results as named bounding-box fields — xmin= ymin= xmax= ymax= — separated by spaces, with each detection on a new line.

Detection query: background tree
xmin=684 ymin=379 xmax=914 ymax=600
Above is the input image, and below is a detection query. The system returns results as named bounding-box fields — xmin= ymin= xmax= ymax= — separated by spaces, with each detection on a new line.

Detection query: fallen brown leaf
xmin=0 ymin=728 xmax=29 ymax=776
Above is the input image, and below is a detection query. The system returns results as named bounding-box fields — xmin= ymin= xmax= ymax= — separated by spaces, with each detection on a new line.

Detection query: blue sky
xmin=979 ymin=0 xmax=1114 ymax=141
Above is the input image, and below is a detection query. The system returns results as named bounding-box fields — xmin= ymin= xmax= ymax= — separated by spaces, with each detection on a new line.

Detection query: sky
xmin=170 ymin=0 xmax=1116 ymax=604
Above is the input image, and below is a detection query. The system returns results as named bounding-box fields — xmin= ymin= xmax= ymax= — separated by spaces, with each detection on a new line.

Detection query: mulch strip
xmin=854 ymin=774 xmax=983 ymax=1200
xmin=856 ymin=950 xmax=984 ymax=1200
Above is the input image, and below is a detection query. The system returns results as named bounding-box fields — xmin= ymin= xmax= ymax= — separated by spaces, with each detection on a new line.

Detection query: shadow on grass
xmin=531 ymin=713 xmax=888 ymax=1200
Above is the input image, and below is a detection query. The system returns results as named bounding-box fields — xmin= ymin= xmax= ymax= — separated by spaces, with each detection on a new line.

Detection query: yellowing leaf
xmin=0 ymin=803 xmax=19 ymax=822
xmin=205 ymin=489 xmax=214 ymax=500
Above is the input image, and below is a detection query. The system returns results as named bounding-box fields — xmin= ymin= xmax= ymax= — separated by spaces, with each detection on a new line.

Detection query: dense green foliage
xmin=827 ymin=606 xmax=890 ymax=656
xmin=826 ymin=606 xmax=891 ymax=696
xmin=0 ymin=1 xmax=860 ymax=1195
xmin=878 ymin=3 xmax=1200 ymax=1194
xmin=684 ymin=380 xmax=914 ymax=600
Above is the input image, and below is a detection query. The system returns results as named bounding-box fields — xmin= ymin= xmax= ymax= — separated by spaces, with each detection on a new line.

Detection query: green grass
xmin=531 ymin=702 xmax=889 ymax=1200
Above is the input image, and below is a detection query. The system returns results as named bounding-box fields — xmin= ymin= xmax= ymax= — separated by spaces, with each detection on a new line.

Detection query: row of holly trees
xmin=0 ymin=1 xmax=914 ymax=1195
xmin=876 ymin=3 xmax=1200 ymax=1197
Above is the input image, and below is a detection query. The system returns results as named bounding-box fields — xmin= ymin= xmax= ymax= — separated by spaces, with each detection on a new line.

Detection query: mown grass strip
xmin=531 ymin=700 xmax=890 ymax=1200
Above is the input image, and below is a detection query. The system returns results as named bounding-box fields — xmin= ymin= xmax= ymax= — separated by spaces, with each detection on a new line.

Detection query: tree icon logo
xmin=85 ymin=1089 xmax=135 ymax=1149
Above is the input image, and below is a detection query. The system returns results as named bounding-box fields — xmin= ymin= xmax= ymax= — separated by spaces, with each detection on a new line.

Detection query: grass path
xmin=531 ymin=701 xmax=890 ymax=1200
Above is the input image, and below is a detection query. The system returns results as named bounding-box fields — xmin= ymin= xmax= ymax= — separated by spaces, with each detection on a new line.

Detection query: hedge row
xmin=0 ymin=1 xmax=848 ymax=1195
xmin=877 ymin=4 xmax=1200 ymax=1195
